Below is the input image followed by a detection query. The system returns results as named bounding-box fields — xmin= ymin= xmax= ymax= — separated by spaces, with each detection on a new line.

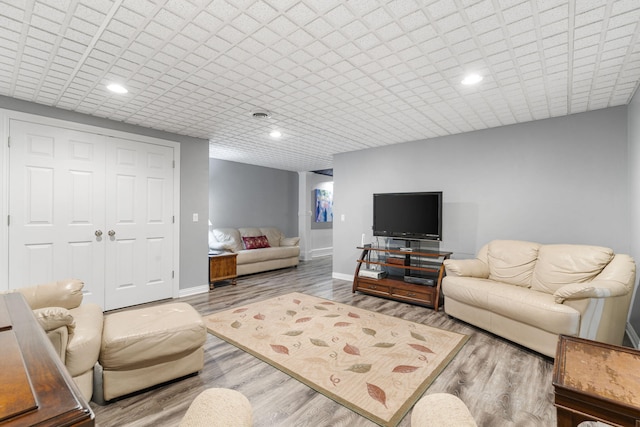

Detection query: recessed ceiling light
xmin=461 ymin=73 xmax=483 ymax=85
xmin=270 ymin=130 xmax=282 ymax=138
xmin=107 ymin=83 xmax=128 ymax=94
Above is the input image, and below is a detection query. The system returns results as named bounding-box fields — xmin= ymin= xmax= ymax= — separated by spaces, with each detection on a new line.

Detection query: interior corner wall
xmin=333 ymin=107 xmax=630 ymax=281
xmin=208 ymin=158 xmax=298 ymax=237
xmin=627 ymin=89 xmax=640 ymax=341
xmin=0 ymin=96 xmax=210 ymax=292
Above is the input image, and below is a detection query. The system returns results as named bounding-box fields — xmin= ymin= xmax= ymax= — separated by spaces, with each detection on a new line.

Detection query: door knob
xmin=108 ymin=230 xmax=116 ymax=237
xmin=95 ymin=230 xmax=103 ymax=237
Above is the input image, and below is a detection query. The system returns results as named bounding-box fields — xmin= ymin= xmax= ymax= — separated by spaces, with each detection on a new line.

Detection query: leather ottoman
xmin=95 ymin=302 xmax=206 ymax=402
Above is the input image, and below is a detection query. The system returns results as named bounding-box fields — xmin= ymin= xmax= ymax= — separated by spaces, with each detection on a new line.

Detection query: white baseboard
xmin=332 ymin=272 xmax=353 ymax=281
xmin=311 ymin=247 xmax=332 ymax=258
xmin=178 ymin=285 xmax=209 ymax=298
xmin=626 ymin=322 xmax=640 ymax=349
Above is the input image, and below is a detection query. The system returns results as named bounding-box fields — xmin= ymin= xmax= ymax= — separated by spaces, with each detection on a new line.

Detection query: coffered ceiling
xmin=1 ymin=1 xmax=639 ymax=171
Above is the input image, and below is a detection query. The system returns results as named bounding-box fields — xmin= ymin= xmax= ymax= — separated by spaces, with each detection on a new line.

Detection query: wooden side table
xmin=209 ymin=252 xmax=238 ymax=289
xmin=553 ymin=335 xmax=640 ymax=426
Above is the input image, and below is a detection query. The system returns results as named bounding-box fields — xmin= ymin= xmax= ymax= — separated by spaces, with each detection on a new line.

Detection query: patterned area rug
xmin=205 ymin=292 xmax=468 ymax=427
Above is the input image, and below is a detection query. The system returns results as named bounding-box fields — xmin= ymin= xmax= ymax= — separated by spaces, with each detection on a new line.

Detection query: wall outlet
xmin=192 ymin=213 xmax=198 ymax=222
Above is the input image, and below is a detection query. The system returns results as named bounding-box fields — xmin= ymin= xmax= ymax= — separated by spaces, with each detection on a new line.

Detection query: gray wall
xmin=628 ymin=90 xmax=640 ymax=335
xmin=0 ymin=96 xmax=210 ymax=291
xmin=209 ymin=158 xmax=298 ymax=237
xmin=333 ymin=107 xmax=630 ymax=279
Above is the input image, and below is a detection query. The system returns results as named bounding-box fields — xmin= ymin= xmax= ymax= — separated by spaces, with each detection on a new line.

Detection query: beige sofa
xmin=209 ymin=227 xmax=300 ymax=276
xmin=442 ymin=240 xmax=636 ymax=358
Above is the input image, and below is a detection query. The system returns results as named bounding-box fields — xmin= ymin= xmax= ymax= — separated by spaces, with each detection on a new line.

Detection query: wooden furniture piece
xmin=0 ymin=292 xmax=94 ymax=426
xmin=553 ymin=334 xmax=640 ymax=427
xmin=353 ymin=246 xmax=452 ymax=311
xmin=209 ymin=252 xmax=238 ymax=289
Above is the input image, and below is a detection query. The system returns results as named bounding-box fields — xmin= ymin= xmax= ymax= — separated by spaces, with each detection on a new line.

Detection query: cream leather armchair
xmin=14 ymin=279 xmax=103 ymax=401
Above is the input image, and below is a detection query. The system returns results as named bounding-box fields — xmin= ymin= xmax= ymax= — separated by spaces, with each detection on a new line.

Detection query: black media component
xmin=372 ymin=192 xmax=442 ymax=241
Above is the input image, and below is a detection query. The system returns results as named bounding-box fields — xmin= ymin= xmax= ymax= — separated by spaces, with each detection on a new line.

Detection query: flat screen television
xmin=373 ymin=192 xmax=442 ymax=241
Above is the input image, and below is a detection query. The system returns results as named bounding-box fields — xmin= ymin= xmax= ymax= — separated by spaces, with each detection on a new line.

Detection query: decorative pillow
xmin=242 ymin=235 xmax=271 ymax=250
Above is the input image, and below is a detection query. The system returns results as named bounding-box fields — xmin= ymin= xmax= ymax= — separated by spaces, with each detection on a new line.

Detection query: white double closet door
xmin=9 ymin=119 xmax=176 ymax=310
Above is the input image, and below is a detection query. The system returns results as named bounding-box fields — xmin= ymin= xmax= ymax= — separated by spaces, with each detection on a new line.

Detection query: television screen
xmin=373 ymin=192 xmax=442 ymax=241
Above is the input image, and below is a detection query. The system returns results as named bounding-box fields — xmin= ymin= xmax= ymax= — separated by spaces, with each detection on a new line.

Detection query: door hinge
xmin=172 ymin=160 xmax=175 ymax=168
xmin=172 ymin=215 xmax=175 ymax=223
xmin=172 ymin=270 xmax=174 ymax=278
xmin=7 ymin=215 xmax=9 ymax=226
xmin=7 ymin=136 xmax=10 ymax=147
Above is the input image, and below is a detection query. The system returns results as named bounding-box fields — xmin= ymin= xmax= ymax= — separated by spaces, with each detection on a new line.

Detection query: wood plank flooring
xmin=90 ymin=257 xmax=557 ymax=427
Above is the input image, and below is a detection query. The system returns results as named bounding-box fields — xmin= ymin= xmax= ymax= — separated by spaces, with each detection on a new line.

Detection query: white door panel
xmin=104 ymin=137 xmax=174 ymax=310
xmin=9 ymin=120 xmax=106 ymax=307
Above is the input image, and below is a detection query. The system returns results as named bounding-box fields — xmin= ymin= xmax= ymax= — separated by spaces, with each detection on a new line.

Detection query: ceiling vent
xmin=251 ymin=110 xmax=271 ymax=119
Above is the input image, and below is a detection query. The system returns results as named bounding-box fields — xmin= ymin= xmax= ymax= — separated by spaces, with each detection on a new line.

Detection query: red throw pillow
xmin=242 ymin=235 xmax=271 ymax=250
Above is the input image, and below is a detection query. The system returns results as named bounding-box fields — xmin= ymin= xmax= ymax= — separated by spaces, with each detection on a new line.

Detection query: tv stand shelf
xmin=352 ymin=246 xmax=452 ymax=311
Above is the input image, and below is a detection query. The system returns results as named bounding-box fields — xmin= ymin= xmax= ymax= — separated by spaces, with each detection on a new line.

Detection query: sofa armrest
xmin=33 ymin=306 xmax=76 ymax=332
xmin=281 ymin=237 xmax=300 ymax=247
xmin=444 ymin=259 xmax=489 ymax=278
xmin=553 ymin=279 xmax=630 ymax=304
xmin=17 ymin=279 xmax=84 ymax=310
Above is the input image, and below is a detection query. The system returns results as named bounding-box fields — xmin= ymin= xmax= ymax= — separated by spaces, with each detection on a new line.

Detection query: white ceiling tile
xmin=1 ymin=0 xmax=638 ymax=172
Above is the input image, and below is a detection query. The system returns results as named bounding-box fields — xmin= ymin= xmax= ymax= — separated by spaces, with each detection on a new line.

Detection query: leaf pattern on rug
xmin=231 ymin=320 xmax=242 ymax=329
xmin=310 ymin=338 xmax=329 ymax=347
xmin=392 ymin=365 xmax=420 ymax=373
xmin=346 ymin=364 xmax=371 ymax=373
xmin=254 ymin=313 xmax=265 ymax=320
xmin=283 ymin=330 xmax=304 ymax=336
xmin=233 ymin=308 xmax=248 ymax=313
xmin=411 ymin=331 xmax=427 ymax=341
xmin=334 ymin=322 xmax=352 ymax=327
xmin=296 ymin=317 xmax=312 ymax=323
xmin=409 ymin=343 xmax=435 ymax=353
xmin=286 ymin=310 xmax=297 ymax=317
xmin=373 ymin=342 xmax=395 ymax=348
xmin=362 ymin=328 xmax=376 ymax=337
xmin=367 ymin=383 xmax=388 ymax=408
xmin=271 ymin=344 xmax=289 ymax=355
xmin=348 ymin=312 xmax=360 ymax=318
xmin=343 ymin=343 xmax=360 ymax=355
xmin=315 ymin=305 xmax=329 ymax=310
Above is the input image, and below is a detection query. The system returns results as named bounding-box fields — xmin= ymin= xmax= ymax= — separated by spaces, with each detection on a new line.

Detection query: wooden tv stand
xmin=352 ymin=246 xmax=452 ymax=311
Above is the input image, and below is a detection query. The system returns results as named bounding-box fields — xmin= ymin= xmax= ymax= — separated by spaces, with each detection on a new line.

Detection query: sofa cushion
xmin=487 ymin=240 xmax=540 ymax=287
xmin=238 ymin=227 xmax=262 ymax=237
xmin=242 ymin=235 xmax=270 ymax=250
xmin=236 ymin=246 xmax=299 ymax=264
xmin=212 ymin=228 xmax=243 ymax=252
xmin=260 ymin=227 xmax=284 ymax=247
xmin=531 ymin=244 xmax=614 ymax=294
xmin=443 ymin=276 xmax=580 ymax=335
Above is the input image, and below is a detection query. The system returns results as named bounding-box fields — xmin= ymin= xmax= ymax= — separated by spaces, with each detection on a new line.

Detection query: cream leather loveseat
xmin=209 ymin=227 xmax=300 ymax=276
xmin=442 ymin=240 xmax=636 ymax=358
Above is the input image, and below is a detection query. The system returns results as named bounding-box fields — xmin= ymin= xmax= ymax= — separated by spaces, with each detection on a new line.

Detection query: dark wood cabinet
xmin=352 ymin=246 xmax=451 ymax=311
xmin=209 ymin=252 xmax=238 ymax=289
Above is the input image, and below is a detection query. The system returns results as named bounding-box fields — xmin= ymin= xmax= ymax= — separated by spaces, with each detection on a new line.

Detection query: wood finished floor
xmin=90 ymin=257 xmax=558 ymax=427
